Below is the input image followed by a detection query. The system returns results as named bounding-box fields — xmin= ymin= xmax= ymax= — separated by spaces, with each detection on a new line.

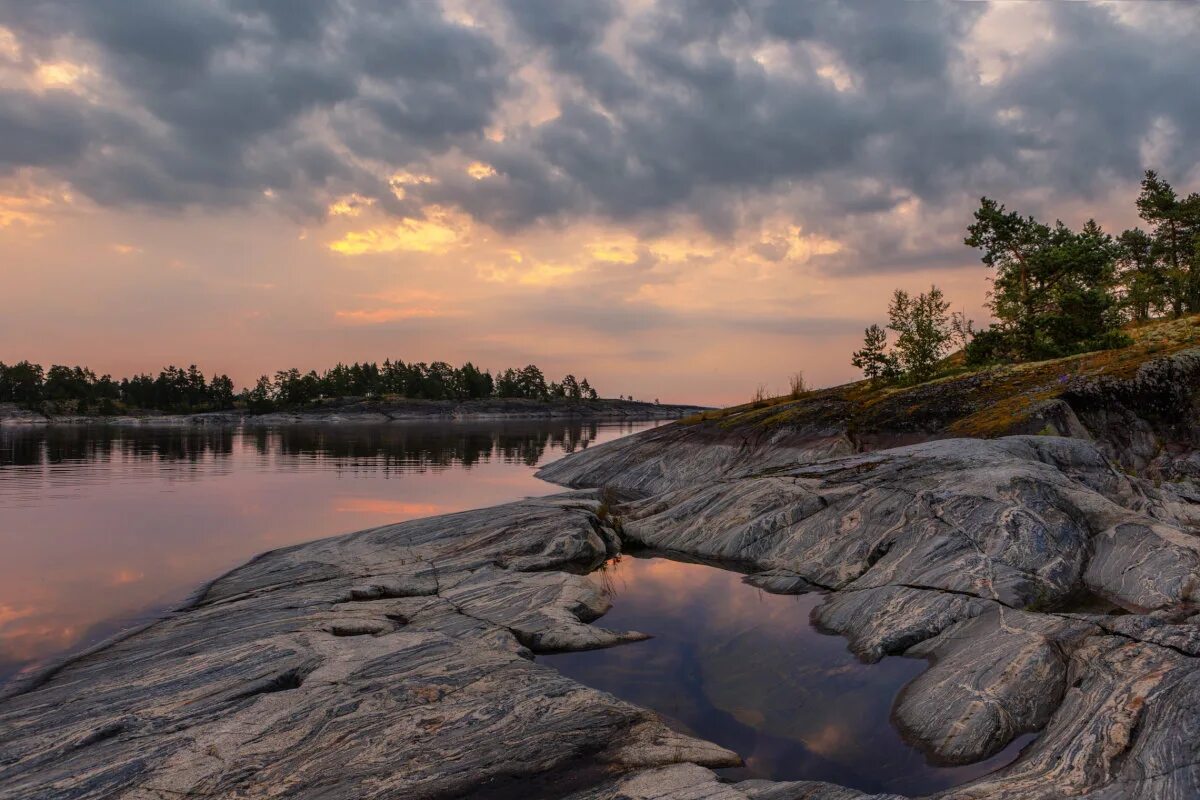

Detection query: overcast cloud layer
xmin=1 ymin=1 xmax=1198 ymax=403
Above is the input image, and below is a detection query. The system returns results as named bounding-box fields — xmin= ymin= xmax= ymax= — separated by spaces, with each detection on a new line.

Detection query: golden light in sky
xmin=0 ymin=2 xmax=1194 ymax=404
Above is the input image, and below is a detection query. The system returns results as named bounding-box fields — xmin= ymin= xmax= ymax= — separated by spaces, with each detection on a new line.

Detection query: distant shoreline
xmin=0 ymin=397 xmax=707 ymax=427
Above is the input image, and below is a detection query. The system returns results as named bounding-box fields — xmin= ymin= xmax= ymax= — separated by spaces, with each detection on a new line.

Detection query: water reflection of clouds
xmin=550 ymin=556 xmax=1033 ymax=795
xmin=333 ymin=497 xmax=444 ymax=516
xmin=598 ymin=556 xmax=814 ymax=641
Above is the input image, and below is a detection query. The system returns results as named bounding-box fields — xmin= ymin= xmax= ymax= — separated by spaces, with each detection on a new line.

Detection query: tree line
xmin=0 ymin=359 xmax=600 ymax=415
xmin=852 ymin=170 xmax=1200 ymax=383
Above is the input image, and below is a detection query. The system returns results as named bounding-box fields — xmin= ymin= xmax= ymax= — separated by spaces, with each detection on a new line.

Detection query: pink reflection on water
xmin=0 ymin=420 xmax=659 ymax=682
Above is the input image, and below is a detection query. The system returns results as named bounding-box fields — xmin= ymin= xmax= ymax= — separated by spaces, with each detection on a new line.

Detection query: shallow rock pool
xmin=543 ymin=554 xmax=1034 ymax=795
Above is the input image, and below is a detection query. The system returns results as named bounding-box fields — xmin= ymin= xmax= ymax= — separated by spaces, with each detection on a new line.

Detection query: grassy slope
xmin=684 ymin=315 xmax=1200 ymax=439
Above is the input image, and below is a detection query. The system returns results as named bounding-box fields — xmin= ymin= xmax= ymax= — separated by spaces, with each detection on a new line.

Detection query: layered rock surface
xmin=4 ymin=427 xmax=1200 ymax=798
xmin=0 ymin=496 xmax=738 ymax=799
xmin=546 ymin=434 xmax=1200 ymax=798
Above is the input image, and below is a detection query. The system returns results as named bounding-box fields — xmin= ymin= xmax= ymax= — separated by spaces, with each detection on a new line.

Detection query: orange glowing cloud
xmin=329 ymin=210 xmax=462 ymax=255
xmin=477 ymin=260 xmax=583 ymax=286
xmin=327 ymin=194 xmax=375 ymax=217
xmin=0 ymin=26 xmax=19 ymax=61
xmin=0 ymin=603 xmax=35 ymax=628
xmin=387 ymin=170 xmax=435 ymax=200
xmin=587 ymin=237 xmax=640 ymax=264
xmin=466 ymin=161 xmax=497 ymax=180
xmin=34 ymin=61 xmax=89 ymax=90
xmin=0 ymin=176 xmax=71 ymax=229
xmin=335 ymin=288 xmax=455 ymax=324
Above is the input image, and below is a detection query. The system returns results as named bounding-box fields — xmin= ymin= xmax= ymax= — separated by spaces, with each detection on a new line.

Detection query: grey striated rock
xmin=595 ymin=435 xmax=1200 ymax=788
xmin=896 ymin=608 xmax=1095 ymax=764
xmin=813 ymin=585 xmax=989 ymax=663
xmin=537 ymin=345 xmax=1200 ymax=488
xmin=536 ymin=420 xmax=854 ymax=496
xmin=6 ymin=427 xmax=1200 ymax=799
xmin=937 ymin=634 xmax=1200 ymax=799
xmin=0 ymin=494 xmax=738 ymax=799
xmin=620 ymin=437 xmax=1198 ymax=613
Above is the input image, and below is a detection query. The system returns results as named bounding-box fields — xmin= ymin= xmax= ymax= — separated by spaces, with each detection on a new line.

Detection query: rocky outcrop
xmin=555 ymin=435 xmax=1200 ymax=797
xmin=536 ymin=419 xmax=854 ymax=495
xmin=5 ymin=422 xmax=1200 ymax=797
xmin=1052 ymin=349 xmax=1200 ymax=478
xmin=538 ymin=346 xmax=1200 ymax=493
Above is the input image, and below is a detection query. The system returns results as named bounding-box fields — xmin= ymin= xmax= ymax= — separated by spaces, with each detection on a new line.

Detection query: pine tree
xmin=851 ymin=324 xmax=899 ymax=382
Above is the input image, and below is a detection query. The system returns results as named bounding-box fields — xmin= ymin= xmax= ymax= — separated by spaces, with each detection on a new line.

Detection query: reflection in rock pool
xmin=543 ymin=555 xmax=1034 ymax=795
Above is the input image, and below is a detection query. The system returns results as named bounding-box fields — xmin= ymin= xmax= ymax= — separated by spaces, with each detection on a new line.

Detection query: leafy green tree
xmin=516 ymin=365 xmax=548 ymax=399
xmin=494 ymin=368 xmax=520 ymax=398
xmin=458 ymin=362 xmax=493 ymax=399
xmin=1115 ymin=227 xmax=1164 ymax=321
xmin=44 ymin=365 xmax=97 ymax=403
xmin=209 ymin=374 xmax=236 ymax=409
xmin=424 ymin=361 xmax=456 ymax=400
xmin=851 ymin=324 xmax=900 ymax=382
xmin=0 ymin=357 xmax=595 ymax=410
xmin=0 ymin=361 xmax=45 ymax=404
xmin=245 ymin=375 xmax=276 ymax=413
xmin=966 ymin=198 xmax=1124 ymax=360
xmin=1038 ymin=220 xmax=1122 ymax=351
xmin=887 ymin=286 xmax=952 ymax=382
xmin=965 ymin=197 xmax=1049 ymax=347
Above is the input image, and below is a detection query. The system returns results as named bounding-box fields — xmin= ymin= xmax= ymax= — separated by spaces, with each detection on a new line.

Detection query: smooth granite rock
xmin=547 ymin=433 xmax=1200 ymax=797
xmin=0 ymin=494 xmax=737 ymax=799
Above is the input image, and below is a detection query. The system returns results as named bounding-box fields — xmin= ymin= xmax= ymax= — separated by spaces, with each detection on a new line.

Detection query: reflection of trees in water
xmin=260 ymin=421 xmax=604 ymax=470
xmin=0 ymin=426 xmax=235 ymax=468
xmin=0 ymin=420 xmax=624 ymax=473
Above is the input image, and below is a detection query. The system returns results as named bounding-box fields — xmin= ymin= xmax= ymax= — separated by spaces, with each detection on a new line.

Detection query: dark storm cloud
xmin=0 ymin=89 xmax=90 ymax=167
xmin=993 ymin=3 xmax=1200 ymax=190
xmin=2 ymin=0 xmax=1198 ymax=267
xmin=0 ymin=0 xmax=506 ymax=215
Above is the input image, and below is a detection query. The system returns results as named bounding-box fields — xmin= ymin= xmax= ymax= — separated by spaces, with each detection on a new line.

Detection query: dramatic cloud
xmin=1 ymin=1 xmax=1196 ymax=402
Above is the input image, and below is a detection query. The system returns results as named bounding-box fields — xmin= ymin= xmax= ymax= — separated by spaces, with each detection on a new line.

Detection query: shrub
xmin=788 ymin=372 xmax=808 ymax=399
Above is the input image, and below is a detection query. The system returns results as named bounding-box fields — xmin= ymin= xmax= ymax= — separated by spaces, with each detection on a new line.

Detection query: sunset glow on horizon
xmin=2 ymin=1 xmax=1198 ymax=405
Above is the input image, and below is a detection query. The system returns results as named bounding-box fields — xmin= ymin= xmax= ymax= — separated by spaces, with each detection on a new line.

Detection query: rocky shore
xmin=0 ymin=397 xmax=704 ymax=427
xmin=4 ymin=351 xmax=1200 ymax=798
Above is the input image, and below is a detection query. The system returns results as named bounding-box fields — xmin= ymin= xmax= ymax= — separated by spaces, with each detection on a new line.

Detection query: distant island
xmin=0 ymin=359 xmax=701 ymax=424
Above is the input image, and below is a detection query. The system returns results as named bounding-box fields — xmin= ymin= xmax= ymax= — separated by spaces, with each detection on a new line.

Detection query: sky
xmin=1 ymin=1 xmax=1198 ymax=406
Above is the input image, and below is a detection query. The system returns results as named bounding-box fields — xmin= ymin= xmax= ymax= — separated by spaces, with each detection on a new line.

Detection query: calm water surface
xmin=545 ymin=555 xmax=1035 ymax=795
xmin=0 ymin=420 xmax=658 ymax=683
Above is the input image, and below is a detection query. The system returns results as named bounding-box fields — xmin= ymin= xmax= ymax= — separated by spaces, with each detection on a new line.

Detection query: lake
xmin=0 ymin=419 xmax=658 ymax=684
